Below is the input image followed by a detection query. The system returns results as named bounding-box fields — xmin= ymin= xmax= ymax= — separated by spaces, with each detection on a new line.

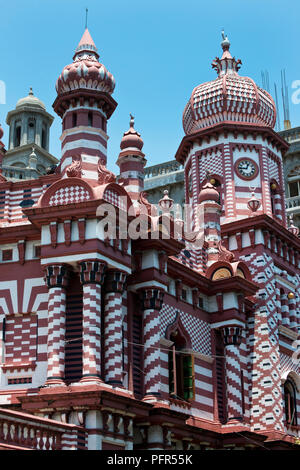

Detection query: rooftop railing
xmin=0 ymin=407 xmax=86 ymax=450
xmin=144 ymin=160 xmax=183 ymax=179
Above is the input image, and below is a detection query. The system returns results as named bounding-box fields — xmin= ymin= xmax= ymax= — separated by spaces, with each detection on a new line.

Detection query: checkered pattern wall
xmin=103 ymin=189 xmax=127 ymax=211
xmin=241 ymin=250 xmax=284 ymax=432
xmin=160 ymin=303 xmax=211 ymax=355
xmin=49 ymin=186 xmax=90 ymax=206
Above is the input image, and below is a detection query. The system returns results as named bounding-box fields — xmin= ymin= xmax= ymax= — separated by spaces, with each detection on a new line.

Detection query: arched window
xmin=88 ymin=111 xmax=93 ymax=127
xmin=168 ymin=329 xmax=195 ymax=401
xmin=28 ymin=119 xmax=35 ymax=144
xmin=72 ymin=112 xmax=77 ymax=127
xmin=211 ymin=267 xmax=232 ymax=281
xmin=41 ymin=124 xmax=47 ymax=149
xmin=284 ymin=379 xmax=297 ymax=426
xmin=14 ymin=124 xmax=21 ymax=147
xmin=270 ymin=182 xmax=276 ymax=215
xmin=212 ymin=177 xmax=222 ymax=205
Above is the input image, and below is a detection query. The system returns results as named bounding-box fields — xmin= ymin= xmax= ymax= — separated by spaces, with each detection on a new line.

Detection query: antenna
xmin=261 ymin=71 xmax=265 ymax=89
xmin=274 ymin=82 xmax=281 ymax=132
xmin=281 ymin=69 xmax=291 ymax=129
xmin=85 ymin=8 xmax=88 ymax=29
xmin=261 ymin=70 xmax=270 ymax=93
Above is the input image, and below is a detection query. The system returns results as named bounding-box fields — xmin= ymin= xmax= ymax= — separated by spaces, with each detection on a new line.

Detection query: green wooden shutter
xmin=183 ymin=354 xmax=195 ymax=400
xmin=169 ymin=347 xmax=175 ymax=396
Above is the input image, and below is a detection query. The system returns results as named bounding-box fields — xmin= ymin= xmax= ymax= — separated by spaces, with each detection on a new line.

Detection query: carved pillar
xmin=222 ymin=326 xmax=244 ymax=422
xmin=79 ymin=260 xmax=106 ymax=383
xmin=103 ymin=270 xmax=127 ymax=386
xmin=44 ymin=264 xmax=70 ymax=385
xmin=139 ymin=288 xmax=164 ymax=401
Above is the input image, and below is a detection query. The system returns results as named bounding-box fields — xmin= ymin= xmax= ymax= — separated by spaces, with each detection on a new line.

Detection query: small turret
xmin=117 ymin=115 xmax=147 ymax=206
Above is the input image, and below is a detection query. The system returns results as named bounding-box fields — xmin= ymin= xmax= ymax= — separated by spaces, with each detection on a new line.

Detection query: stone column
xmin=104 ymin=270 xmax=127 ymax=386
xmin=222 ymin=326 xmax=244 ymax=422
xmin=79 ymin=260 xmax=106 ymax=383
xmin=44 ymin=264 xmax=70 ymax=386
xmin=281 ymin=292 xmax=290 ymax=327
xmin=139 ymin=288 xmax=164 ymax=401
xmin=288 ymin=294 xmax=297 ymax=332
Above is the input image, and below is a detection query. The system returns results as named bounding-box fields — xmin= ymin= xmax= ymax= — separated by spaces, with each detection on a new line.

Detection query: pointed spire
xmin=211 ymin=31 xmax=242 ymax=77
xmin=73 ymin=28 xmax=99 ymax=61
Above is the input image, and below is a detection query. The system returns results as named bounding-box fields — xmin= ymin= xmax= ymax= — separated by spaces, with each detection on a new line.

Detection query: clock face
xmin=236 ymin=159 xmax=258 ymax=179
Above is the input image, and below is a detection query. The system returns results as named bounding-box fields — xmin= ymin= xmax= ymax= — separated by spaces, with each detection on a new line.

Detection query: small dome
xmin=120 ymin=115 xmax=144 ymax=151
xmin=198 ymin=182 xmax=219 ymax=203
xmin=183 ymin=33 xmax=276 ymax=134
xmin=56 ymin=28 xmax=115 ymax=96
xmin=16 ymin=88 xmax=46 ymax=110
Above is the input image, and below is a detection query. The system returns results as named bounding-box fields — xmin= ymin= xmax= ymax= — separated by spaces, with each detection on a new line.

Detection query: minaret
xmin=176 ymin=33 xmax=288 ymax=227
xmin=53 ymin=28 xmax=117 ymax=183
xmin=116 ymin=115 xmax=146 ymax=206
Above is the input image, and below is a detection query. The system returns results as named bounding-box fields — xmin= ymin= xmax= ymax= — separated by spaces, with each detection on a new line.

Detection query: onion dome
xmin=120 ymin=115 xmax=144 ymax=151
xmin=56 ymin=28 xmax=115 ymax=96
xmin=183 ymin=32 xmax=276 ymax=135
xmin=16 ymin=88 xmax=46 ymax=110
xmin=198 ymin=182 xmax=220 ymax=203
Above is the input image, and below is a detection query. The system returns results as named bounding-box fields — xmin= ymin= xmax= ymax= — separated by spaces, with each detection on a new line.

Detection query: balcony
xmin=144 ymin=160 xmax=184 ymax=191
xmin=286 ymin=195 xmax=300 ymax=214
xmin=0 ymin=407 xmax=86 ymax=450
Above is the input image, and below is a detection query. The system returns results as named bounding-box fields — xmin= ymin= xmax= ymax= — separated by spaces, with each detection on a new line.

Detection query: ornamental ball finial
xmin=221 ymin=30 xmax=230 ymax=50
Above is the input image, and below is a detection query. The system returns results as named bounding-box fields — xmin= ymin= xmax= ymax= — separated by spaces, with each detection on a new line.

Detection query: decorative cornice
xmin=44 ymin=264 xmax=71 ymax=289
xmin=139 ymin=288 xmax=164 ymax=311
xmin=175 ymin=122 xmax=289 ymax=164
xmin=79 ymin=259 xmax=107 ymax=285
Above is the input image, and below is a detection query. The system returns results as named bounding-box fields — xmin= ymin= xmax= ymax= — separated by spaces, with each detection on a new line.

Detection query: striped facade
xmin=0 ymin=28 xmax=299 ymax=452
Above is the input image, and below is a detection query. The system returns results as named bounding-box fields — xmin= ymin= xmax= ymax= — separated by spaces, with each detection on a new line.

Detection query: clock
xmin=235 ymin=158 xmax=258 ymax=180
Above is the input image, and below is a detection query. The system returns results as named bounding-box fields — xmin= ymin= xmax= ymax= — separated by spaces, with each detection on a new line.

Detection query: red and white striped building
xmin=0 ymin=29 xmax=299 ymax=451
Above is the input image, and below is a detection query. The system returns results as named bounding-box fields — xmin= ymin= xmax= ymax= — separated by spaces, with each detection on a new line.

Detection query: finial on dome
xmin=73 ymin=28 xmax=99 ymax=61
xmin=211 ymin=31 xmax=241 ymax=77
xmin=130 ymin=113 xmax=135 ymax=128
xmin=29 ymin=87 xmax=34 ymax=96
xmin=120 ymin=115 xmax=144 ymax=152
xmin=221 ymin=30 xmax=230 ymax=51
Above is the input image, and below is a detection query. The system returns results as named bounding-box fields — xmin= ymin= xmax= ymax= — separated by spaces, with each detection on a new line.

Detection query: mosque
xmin=0 ymin=28 xmax=299 ymax=450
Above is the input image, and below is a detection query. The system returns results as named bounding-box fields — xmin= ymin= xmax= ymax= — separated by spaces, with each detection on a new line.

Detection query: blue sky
xmin=0 ymin=0 xmax=299 ymax=171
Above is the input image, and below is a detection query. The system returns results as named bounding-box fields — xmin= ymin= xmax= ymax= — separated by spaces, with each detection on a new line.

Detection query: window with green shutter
xmin=168 ymin=343 xmax=195 ymax=401
xmin=183 ymin=354 xmax=195 ymax=400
